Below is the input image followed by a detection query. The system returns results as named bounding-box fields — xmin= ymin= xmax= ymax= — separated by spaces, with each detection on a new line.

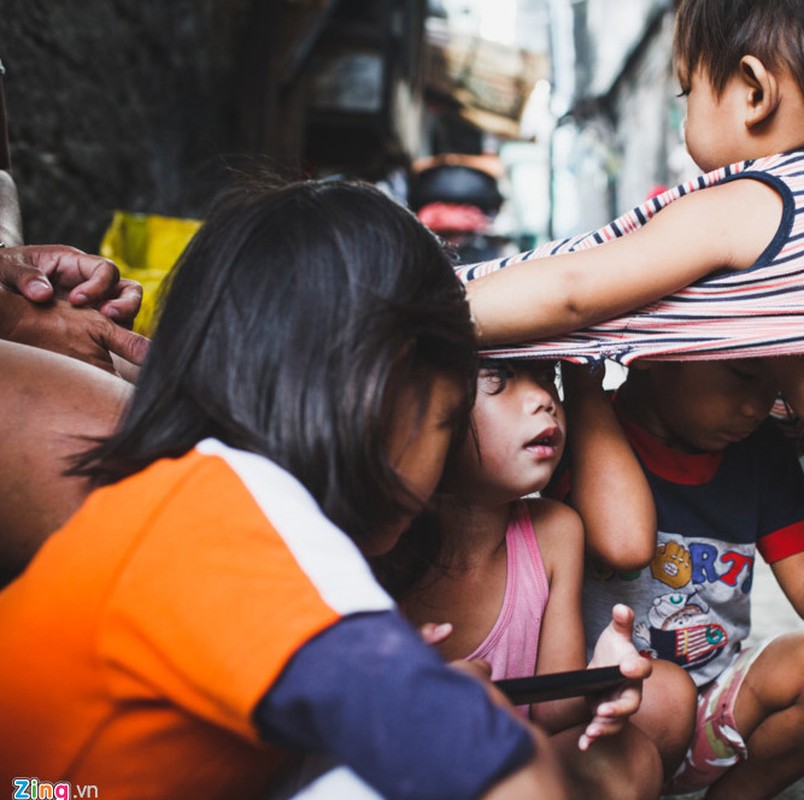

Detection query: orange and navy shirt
xmin=0 ymin=439 xmax=532 ymax=800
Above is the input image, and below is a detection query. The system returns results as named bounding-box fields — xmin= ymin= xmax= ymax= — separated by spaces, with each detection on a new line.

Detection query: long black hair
xmin=72 ymin=177 xmax=477 ymax=547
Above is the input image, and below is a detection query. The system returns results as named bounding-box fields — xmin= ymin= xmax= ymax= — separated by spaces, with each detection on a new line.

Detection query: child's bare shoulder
xmin=650 ymin=176 xmax=783 ymax=270
xmin=523 ymin=497 xmax=584 ymax=552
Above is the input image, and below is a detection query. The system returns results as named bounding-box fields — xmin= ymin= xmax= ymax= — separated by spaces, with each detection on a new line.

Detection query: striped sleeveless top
xmin=457 ymin=149 xmax=804 ymax=365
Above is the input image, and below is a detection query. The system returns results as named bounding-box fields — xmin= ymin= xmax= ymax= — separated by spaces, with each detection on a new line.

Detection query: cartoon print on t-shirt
xmin=635 ymin=589 xmax=728 ymax=668
xmin=586 ymin=530 xmax=757 ymax=676
xmin=634 ymin=536 xmax=749 ymax=669
xmin=650 ymin=540 xmax=692 ymax=589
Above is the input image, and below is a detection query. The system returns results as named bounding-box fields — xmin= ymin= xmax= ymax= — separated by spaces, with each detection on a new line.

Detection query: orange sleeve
xmin=98 ymin=453 xmax=377 ymax=742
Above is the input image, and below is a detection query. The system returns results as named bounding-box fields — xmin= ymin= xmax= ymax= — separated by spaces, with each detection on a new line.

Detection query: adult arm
xmin=0 ymin=338 xmax=131 ymax=583
xmin=562 ymin=364 xmax=656 ymax=570
xmin=255 ymin=612 xmax=567 ymax=800
xmin=0 ymin=169 xmax=23 ymax=246
xmin=467 ymin=179 xmax=782 ymax=345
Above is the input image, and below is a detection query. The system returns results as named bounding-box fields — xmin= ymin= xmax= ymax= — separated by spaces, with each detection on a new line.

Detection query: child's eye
xmin=478 ymin=369 xmax=508 ymax=394
xmin=675 ymin=88 xmax=690 ymax=98
xmin=478 ymin=360 xmax=514 ymax=395
xmin=729 ymin=364 xmax=760 ymax=383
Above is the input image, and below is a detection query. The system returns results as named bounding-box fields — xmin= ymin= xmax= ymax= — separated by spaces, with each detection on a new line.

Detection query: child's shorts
xmin=663 ymin=635 xmax=780 ymax=795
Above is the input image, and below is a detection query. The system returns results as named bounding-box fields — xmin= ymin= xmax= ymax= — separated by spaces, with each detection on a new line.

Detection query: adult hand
xmin=0 ymin=244 xmax=142 ymax=325
xmin=0 ymin=289 xmax=149 ymax=376
xmin=580 ymin=604 xmax=652 ymax=751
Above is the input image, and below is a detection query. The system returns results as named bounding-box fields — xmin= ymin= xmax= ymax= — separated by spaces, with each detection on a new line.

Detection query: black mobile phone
xmin=494 ymin=666 xmax=627 ymax=704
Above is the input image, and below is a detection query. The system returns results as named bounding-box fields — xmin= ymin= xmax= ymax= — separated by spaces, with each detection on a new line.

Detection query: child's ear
xmin=740 ymin=55 xmax=781 ymax=129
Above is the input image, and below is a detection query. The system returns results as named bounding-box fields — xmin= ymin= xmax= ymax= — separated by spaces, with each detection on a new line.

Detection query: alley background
xmin=0 ymin=2 xmax=801 ymax=795
xmin=0 ymin=0 xmax=692 ymax=254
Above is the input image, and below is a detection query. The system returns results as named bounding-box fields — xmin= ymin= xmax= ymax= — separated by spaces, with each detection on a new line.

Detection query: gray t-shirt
xmin=582 ymin=417 xmax=804 ymax=687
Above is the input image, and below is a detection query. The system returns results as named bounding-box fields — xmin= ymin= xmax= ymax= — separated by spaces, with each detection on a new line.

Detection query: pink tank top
xmin=465 ymin=500 xmax=550 ymax=682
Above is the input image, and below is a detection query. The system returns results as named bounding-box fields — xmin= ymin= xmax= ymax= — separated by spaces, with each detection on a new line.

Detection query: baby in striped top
xmin=459 ymin=2 xmax=804 ymax=797
xmin=463 ymin=0 xmax=804 ymax=421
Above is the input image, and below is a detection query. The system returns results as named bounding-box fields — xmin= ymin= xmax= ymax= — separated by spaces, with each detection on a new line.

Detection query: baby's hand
xmin=579 ymin=603 xmax=652 ymax=751
xmin=418 ymin=622 xmax=453 ymax=646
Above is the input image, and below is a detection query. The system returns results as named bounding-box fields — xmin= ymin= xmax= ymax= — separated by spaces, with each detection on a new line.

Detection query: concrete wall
xmin=0 ymin=0 xmax=239 ymax=252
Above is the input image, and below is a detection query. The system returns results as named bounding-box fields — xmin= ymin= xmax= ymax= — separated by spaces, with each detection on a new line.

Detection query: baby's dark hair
xmin=674 ymin=0 xmax=804 ymax=97
xmin=73 ymin=176 xmax=477 ymax=548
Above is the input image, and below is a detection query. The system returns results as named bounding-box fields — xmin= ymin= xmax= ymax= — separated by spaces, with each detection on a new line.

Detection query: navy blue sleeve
xmin=254 ymin=611 xmax=535 ymax=800
xmin=756 ymin=419 xmax=804 ymax=560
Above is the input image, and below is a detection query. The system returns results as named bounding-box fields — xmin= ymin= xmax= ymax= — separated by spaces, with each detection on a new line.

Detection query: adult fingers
xmin=0 ymin=248 xmax=54 ymax=302
xmin=97 ymin=278 xmax=144 ymax=325
xmin=28 ymin=246 xmax=121 ymax=303
xmin=96 ymin=320 xmax=150 ymax=367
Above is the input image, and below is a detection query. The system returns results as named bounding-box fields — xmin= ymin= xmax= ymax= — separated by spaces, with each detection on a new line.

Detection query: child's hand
xmin=580 ymin=603 xmax=652 ymax=751
xmin=418 ymin=621 xmax=453 ymax=646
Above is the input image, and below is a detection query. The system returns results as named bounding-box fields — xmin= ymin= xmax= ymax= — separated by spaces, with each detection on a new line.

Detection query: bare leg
xmin=706 ymin=632 xmax=804 ymax=799
xmin=633 ymin=659 xmax=698 ymax=779
xmin=552 ymin=722 xmax=662 ymax=800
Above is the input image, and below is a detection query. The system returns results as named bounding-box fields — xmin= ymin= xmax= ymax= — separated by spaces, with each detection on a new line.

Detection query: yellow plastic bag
xmin=100 ymin=210 xmax=202 ymax=336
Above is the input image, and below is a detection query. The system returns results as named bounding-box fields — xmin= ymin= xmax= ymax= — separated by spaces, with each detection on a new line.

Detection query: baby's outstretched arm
xmin=467 ymin=178 xmax=782 ymax=345
xmin=579 ymin=604 xmax=652 ymax=751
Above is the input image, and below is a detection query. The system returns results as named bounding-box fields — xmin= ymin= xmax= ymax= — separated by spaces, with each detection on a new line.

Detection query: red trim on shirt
xmin=758 ymin=521 xmax=804 ymax=563
xmin=612 ymin=393 xmax=723 ymax=485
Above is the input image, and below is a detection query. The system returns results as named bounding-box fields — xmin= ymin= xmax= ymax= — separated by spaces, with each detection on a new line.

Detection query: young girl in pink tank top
xmin=379 ymin=359 xmax=690 ymax=799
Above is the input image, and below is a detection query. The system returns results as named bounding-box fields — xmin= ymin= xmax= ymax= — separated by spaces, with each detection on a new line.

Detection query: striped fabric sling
xmin=458 ymin=150 xmax=804 ymax=366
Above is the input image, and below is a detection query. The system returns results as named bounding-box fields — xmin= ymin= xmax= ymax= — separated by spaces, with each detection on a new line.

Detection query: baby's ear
xmin=740 ymin=55 xmax=781 ymax=129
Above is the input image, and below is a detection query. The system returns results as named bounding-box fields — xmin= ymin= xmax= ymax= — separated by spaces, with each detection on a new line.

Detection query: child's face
xmin=679 ymin=64 xmax=747 ymax=172
xmin=375 ymin=374 xmax=467 ymax=555
xmin=638 ymin=360 xmax=778 ymax=453
xmin=449 ymin=360 xmax=566 ymax=504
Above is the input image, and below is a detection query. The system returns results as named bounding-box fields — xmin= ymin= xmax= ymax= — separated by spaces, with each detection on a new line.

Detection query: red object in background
xmin=646 ymin=184 xmax=669 ymax=199
xmin=417 ymin=202 xmax=490 ymax=233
